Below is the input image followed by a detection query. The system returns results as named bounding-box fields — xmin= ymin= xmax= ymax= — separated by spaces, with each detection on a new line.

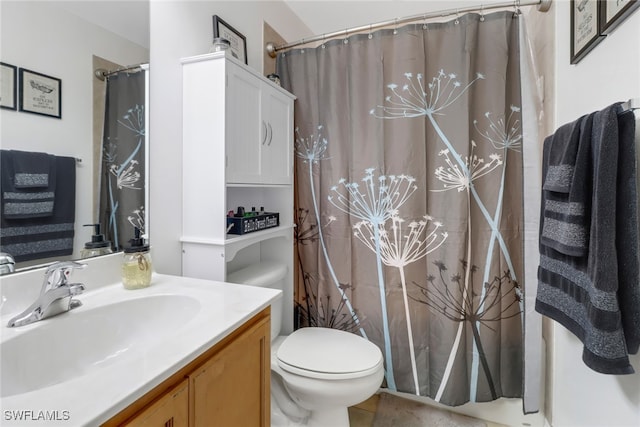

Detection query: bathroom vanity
xmin=103 ymin=306 xmax=271 ymax=427
xmin=0 ymin=255 xmax=280 ymax=426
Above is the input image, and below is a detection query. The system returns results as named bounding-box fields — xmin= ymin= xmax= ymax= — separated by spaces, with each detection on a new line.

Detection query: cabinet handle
xmin=267 ymin=123 xmax=273 ymax=146
xmin=261 ymin=121 xmax=268 ymax=145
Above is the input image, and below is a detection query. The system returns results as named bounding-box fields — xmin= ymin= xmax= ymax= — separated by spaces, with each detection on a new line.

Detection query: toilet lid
xmin=276 ymin=328 xmax=383 ymax=380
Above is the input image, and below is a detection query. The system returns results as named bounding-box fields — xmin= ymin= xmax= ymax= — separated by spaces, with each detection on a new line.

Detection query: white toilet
xmin=227 ymin=261 xmax=384 ymax=427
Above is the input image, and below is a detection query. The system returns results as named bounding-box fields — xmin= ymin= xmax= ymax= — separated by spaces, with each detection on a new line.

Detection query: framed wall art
xmin=212 ymin=15 xmax=247 ymax=64
xmin=19 ymin=68 xmax=61 ymax=119
xmin=571 ymin=0 xmax=605 ymax=64
xmin=0 ymin=62 xmax=17 ymax=110
xmin=600 ymin=0 xmax=640 ymax=34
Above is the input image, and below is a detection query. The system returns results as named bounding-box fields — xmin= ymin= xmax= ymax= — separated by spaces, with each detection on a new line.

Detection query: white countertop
xmin=0 ymin=272 xmax=281 ymax=426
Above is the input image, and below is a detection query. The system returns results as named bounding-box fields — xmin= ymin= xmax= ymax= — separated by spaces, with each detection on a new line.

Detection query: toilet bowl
xmin=227 ymin=262 xmax=384 ymax=427
xmin=272 ymin=328 xmax=384 ymax=426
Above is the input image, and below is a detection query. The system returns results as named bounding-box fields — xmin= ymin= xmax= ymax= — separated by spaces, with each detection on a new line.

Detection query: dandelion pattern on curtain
xmin=278 ymin=11 xmax=527 ymax=406
xmin=99 ymin=71 xmax=146 ymax=250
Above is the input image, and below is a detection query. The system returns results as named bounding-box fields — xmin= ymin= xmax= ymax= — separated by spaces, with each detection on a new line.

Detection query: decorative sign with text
xmin=19 ymin=68 xmax=61 ymax=119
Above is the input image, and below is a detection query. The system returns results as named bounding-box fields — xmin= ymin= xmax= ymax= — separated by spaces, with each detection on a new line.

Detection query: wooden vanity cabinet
xmin=122 ymin=380 xmax=189 ymax=427
xmin=189 ymin=312 xmax=269 ymax=426
xmin=103 ymin=308 xmax=270 ymax=427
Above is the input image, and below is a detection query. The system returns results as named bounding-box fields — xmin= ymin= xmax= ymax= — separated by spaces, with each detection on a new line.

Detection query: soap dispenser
xmin=122 ymin=227 xmax=152 ymax=290
xmin=80 ymin=224 xmax=113 ymax=259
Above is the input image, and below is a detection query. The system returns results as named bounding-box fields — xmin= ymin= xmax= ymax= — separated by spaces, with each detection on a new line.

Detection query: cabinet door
xmin=189 ymin=317 xmax=270 ymax=427
xmin=261 ymin=85 xmax=293 ymax=185
xmin=226 ymin=62 xmax=262 ymax=184
xmin=123 ymin=379 xmax=189 ymax=427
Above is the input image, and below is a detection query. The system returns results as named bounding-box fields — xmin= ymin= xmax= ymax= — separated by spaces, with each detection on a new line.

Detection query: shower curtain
xmin=278 ymin=11 xmax=541 ymax=409
xmin=99 ymin=71 xmax=146 ymax=250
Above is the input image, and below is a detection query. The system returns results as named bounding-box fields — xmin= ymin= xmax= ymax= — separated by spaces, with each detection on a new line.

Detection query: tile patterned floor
xmin=348 ymin=394 xmax=509 ymax=427
xmin=348 ymin=394 xmax=380 ymax=427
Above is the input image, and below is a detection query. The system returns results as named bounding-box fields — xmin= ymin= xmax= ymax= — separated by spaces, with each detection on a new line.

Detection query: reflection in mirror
xmin=95 ymin=62 xmax=148 ymax=254
xmin=0 ymin=1 xmax=149 ymax=272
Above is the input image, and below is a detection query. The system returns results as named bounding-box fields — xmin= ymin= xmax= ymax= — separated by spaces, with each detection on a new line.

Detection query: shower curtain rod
xmin=94 ymin=63 xmax=149 ymax=81
xmin=266 ymin=0 xmax=552 ymax=57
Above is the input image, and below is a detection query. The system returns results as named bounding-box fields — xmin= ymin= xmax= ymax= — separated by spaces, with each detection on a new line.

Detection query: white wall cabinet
xmin=226 ymin=60 xmax=293 ymax=185
xmin=180 ymin=52 xmax=294 ymax=334
xmin=259 ymin=85 xmax=294 ymax=184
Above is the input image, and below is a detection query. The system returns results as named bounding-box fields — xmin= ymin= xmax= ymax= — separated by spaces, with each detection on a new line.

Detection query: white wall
xmin=0 ymin=1 xmax=149 ymax=261
xmin=551 ymin=2 xmax=640 ymax=427
xmin=149 ymin=1 xmax=311 ymax=275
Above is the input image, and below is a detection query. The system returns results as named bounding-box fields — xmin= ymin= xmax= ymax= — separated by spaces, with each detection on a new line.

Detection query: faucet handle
xmin=42 ymin=261 xmax=87 ymax=293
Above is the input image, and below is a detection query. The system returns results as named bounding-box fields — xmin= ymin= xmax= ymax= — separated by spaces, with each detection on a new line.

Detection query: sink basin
xmin=1 ymin=294 xmax=200 ymax=398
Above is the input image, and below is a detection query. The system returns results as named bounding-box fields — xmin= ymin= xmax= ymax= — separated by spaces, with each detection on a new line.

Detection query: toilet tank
xmin=226 ymin=261 xmax=287 ymax=341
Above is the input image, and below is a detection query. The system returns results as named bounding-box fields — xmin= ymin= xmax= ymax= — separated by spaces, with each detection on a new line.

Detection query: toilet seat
xmin=276 ymin=327 xmax=383 ymax=380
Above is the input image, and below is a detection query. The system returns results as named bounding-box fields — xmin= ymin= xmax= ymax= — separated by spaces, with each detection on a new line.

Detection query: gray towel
xmin=1 ymin=150 xmax=57 ymax=218
xmin=611 ymin=109 xmax=640 ymax=355
xmin=540 ymin=113 xmax=594 ymax=256
xmin=541 ymin=114 xmax=584 ymax=193
xmin=11 ymin=150 xmax=54 ymax=188
xmin=536 ymin=102 xmax=640 ymax=375
xmin=0 ymin=155 xmax=75 ymax=262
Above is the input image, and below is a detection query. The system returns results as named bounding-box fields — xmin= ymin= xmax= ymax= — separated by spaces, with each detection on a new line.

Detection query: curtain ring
xmin=368 ymin=24 xmax=373 ymax=39
xmin=513 ymin=0 xmax=521 ymax=17
xmin=480 ymin=4 xmax=485 ymax=22
xmin=423 ymin=14 xmax=428 ymax=30
xmin=343 ymin=28 xmax=349 ymax=44
xmin=321 ymin=34 xmax=326 ymax=49
xmin=454 ymin=9 xmax=460 ymax=25
xmin=393 ymin=18 xmax=398 ymax=35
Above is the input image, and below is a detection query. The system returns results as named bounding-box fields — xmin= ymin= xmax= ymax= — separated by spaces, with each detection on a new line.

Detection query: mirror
xmin=0 ymin=1 xmax=150 ymax=272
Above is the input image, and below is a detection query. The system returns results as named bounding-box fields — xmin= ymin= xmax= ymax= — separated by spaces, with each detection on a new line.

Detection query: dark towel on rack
xmin=612 ymin=109 xmax=640 ymax=355
xmin=536 ymin=102 xmax=640 ymax=375
xmin=539 ymin=113 xmax=594 ymax=256
xmin=0 ymin=155 xmax=75 ymax=262
xmin=1 ymin=150 xmax=57 ymax=218
xmin=11 ymin=150 xmax=54 ymax=188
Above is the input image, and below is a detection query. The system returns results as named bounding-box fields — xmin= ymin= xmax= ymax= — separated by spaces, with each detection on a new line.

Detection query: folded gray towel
xmin=540 ymin=113 xmax=594 ymax=256
xmin=11 ymin=150 xmax=54 ymax=188
xmin=0 ymin=150 xmax=57 ymax=219
xmin=541 ymin=115 xmax=583 ymax=193
xmin=3 ymin=191 xmax=55 ymax=217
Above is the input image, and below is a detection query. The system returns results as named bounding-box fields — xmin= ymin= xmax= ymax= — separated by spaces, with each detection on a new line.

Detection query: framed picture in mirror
xmin=600 ymin=0 xmax=640 ymax=34
xmin=570 ymin=0 xmax=605 ymax=64
xmin=1 ymin=62 xmax=17 ymax=110
xmin=19 ymin=68 xmax=62 ymax=119
xmin=212 ymin=15 xmax=247 ymax=64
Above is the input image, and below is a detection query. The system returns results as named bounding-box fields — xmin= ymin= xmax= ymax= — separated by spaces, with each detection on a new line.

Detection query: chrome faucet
xmin=0 ymin=252 xmax=15 ymax=275
xmin=7 ymin=261 xmax=87 ymax=327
